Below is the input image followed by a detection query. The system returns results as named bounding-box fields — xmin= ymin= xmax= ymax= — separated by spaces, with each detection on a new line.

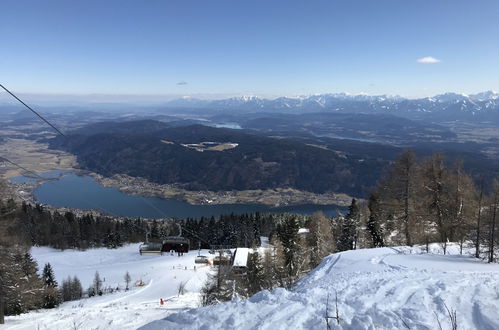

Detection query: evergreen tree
xmin=337 ymin=199 xmax=359 ymax=251
xmin=200 ymin=261 xmax=235 ymax=306
xmin=245 ymin=251 xmax=265 ymax=296
xmin=276 ymin=215 xmax=301 ymax=286
xmin=42 ymin=286 xmax=60 ymax=309
xmin=42 ymin=263 xmax=57 ymax=288
xmin=366 ymin=193 xmax=384 ymax=248
xmin=41 ymin=263 xmax=61 ymax=308
xmin=0 ymin=247 xmax=46 ymax=315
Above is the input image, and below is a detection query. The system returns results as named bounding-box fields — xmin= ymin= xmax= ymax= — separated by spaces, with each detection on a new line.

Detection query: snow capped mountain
xmin=160 ymin=91 xmax=499 ymax=121
xmin=469 ymin=90 xmax=499 ymax=101
xmin=433 ymin=92 xmax=470 ymax=103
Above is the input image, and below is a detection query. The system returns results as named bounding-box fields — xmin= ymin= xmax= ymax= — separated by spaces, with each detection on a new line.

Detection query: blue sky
xmin=1 ymin=0 xmax=499 ymax=99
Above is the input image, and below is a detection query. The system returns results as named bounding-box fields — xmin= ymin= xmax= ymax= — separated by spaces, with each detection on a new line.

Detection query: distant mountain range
xmin=161 ymin=91 xmax=499 ymax=121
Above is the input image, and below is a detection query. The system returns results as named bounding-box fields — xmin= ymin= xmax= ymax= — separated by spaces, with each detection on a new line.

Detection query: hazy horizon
xmin=1 ymin=89 xmax=499 ymax=107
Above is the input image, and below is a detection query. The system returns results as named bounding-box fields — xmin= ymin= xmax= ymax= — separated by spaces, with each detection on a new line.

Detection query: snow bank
xmin=142 ymin=244 xmax=499 ymax=330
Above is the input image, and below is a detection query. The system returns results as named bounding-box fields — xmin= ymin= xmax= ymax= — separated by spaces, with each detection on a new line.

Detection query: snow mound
xmin=141 ymin=244 xmax=499 ymax=330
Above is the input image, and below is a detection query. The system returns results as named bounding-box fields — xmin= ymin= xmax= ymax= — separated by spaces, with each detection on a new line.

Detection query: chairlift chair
xmin=161 ymin=223 xmax=190 ymax=253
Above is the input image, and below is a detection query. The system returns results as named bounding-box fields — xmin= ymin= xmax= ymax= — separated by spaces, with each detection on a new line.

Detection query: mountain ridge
xmin=49 ymin=122 xmax=387 ymax=196
xmin=159 ymin=91 xmax=499 ymax=121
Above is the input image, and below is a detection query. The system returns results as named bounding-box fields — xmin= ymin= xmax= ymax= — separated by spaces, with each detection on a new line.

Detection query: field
xmin=0 ymin=138 xmax=75 ymax=179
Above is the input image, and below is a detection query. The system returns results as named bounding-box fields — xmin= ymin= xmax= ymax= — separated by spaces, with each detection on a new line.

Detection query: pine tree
xmin=337 ymin=199 xmax=359 ymax=251
xmin=42 ymin=263 xmax=57 ymax=288
xmin=245 ymin=251 xmax=265 ymax=296
xmin=366 ymin=193 xmax=384 ymax=248
xmin=42 ymin=286 xmax=60 ymax=309
xmin=41 ymin=263 xmax=60 ymax=309
xmin=0 ymin=247 xmax=46 ymax=315
xmin=276 ymin=215 xmax=301 ymax=286
xmin=200 ymin=259 xmax=235 ymax=306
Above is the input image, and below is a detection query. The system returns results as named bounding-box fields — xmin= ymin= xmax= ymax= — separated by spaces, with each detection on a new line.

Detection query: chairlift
xmin=161 ymin=223 xmax=190 ymax=253
xmin=139 ymin=223 xmax=190 ymax=255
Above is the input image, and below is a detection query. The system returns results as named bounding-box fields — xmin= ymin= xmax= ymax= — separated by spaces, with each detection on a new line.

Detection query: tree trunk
xmin=489 ymin=194 xmax=497 ymax=263
xmin=404 ymin=174 xmax=412 ymax=246
xmin=475 ymin=187 xmax=483 ymax=259
xmin=0 ymin=294 xmax=4 ymax=324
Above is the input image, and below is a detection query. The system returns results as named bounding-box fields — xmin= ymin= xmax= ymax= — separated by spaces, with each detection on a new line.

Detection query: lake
xmin=13 ymin=173 xmax=345 ymax=219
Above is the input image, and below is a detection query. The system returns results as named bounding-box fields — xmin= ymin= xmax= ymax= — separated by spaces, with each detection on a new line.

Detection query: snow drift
xmin=142 ymin=244 xmax=499 ymax=330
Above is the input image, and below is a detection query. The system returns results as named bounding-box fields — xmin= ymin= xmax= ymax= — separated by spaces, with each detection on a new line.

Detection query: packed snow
xmin=142 ymin=244 xmax=499 ymax=330
xmin=4 ymin=244 xmax=211 ymax=330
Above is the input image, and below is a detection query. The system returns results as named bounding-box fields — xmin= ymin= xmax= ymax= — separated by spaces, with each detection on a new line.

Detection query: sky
xmin=1 ymin=0 xmax=499 ymax=100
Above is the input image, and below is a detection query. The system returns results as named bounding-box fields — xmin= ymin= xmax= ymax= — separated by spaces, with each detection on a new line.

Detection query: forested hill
xmin=49 ymin=121 xmax=387 ymax=196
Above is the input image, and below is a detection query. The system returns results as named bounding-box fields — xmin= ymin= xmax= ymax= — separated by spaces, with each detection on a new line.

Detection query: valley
xmin=3 ymin=3 xmax=499 ymax=329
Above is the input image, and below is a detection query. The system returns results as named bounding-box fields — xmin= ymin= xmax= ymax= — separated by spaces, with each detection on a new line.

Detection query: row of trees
xmin=202 ymin=150 xmax=499 ymax=306
xmin=201 ymin=212 xmax=337 ymax=304
xmin=1 ymin=197 xmax=57 ymax=317
xmin=180 ymin=213 xmax=277 ymax=249
xmin=366 ymin=150 xmax=498 ymax=260
xmin=14 ymin=202 xmax=279 ymax=251
xmin=0 ymin=191 xmax=143 ymax=317
xmin=17 ymin=202 xmax=152 ymax=250
xmin=0 ymin=247 xmax=61 ymax=315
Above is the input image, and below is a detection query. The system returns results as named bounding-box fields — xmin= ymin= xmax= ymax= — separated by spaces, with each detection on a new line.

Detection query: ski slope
xmin=142 ymin=244 xmax=499 ymax=330
xmin=4 ymin=244 xmax=211 ymax=330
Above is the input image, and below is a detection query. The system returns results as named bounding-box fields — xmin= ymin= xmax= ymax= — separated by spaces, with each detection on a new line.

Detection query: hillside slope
xmin=143 ymin=244 xmax=499 ymax=330
xmin=4 ymin=244 xmax=211 ymax=330
xmin=49 ymin=121 xmax=386 ymax=196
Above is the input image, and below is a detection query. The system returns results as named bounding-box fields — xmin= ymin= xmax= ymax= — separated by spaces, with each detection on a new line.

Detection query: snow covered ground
xmin=142 ymin=244 xmax=499 ymax=330
xmin=4 ymin=244 xmax=211 ymax=330
xmin=4 ymin=243 xmax=499 ymax=330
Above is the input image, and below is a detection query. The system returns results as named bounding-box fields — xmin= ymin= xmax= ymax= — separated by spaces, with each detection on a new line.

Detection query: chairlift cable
xmin=1 ymin=83 xmax=173 ymax=219
xmin=0 ymin=156 xmax=44 ymax=179
xmin=0 ymin=84 xmax=66 ymax=137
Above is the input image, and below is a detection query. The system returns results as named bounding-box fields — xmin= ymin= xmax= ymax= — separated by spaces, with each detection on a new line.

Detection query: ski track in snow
xmin=3 ymin=244 xmax=211 ymax=330
xmin=142 ymin=244 xmax=499 ymax=330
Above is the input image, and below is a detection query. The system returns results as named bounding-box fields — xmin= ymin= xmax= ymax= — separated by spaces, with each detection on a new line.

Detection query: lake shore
xmin=91 ymin=173 xmax=354 ymax=207
xmin=7 ymin=170 xmax=354 ymax=219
